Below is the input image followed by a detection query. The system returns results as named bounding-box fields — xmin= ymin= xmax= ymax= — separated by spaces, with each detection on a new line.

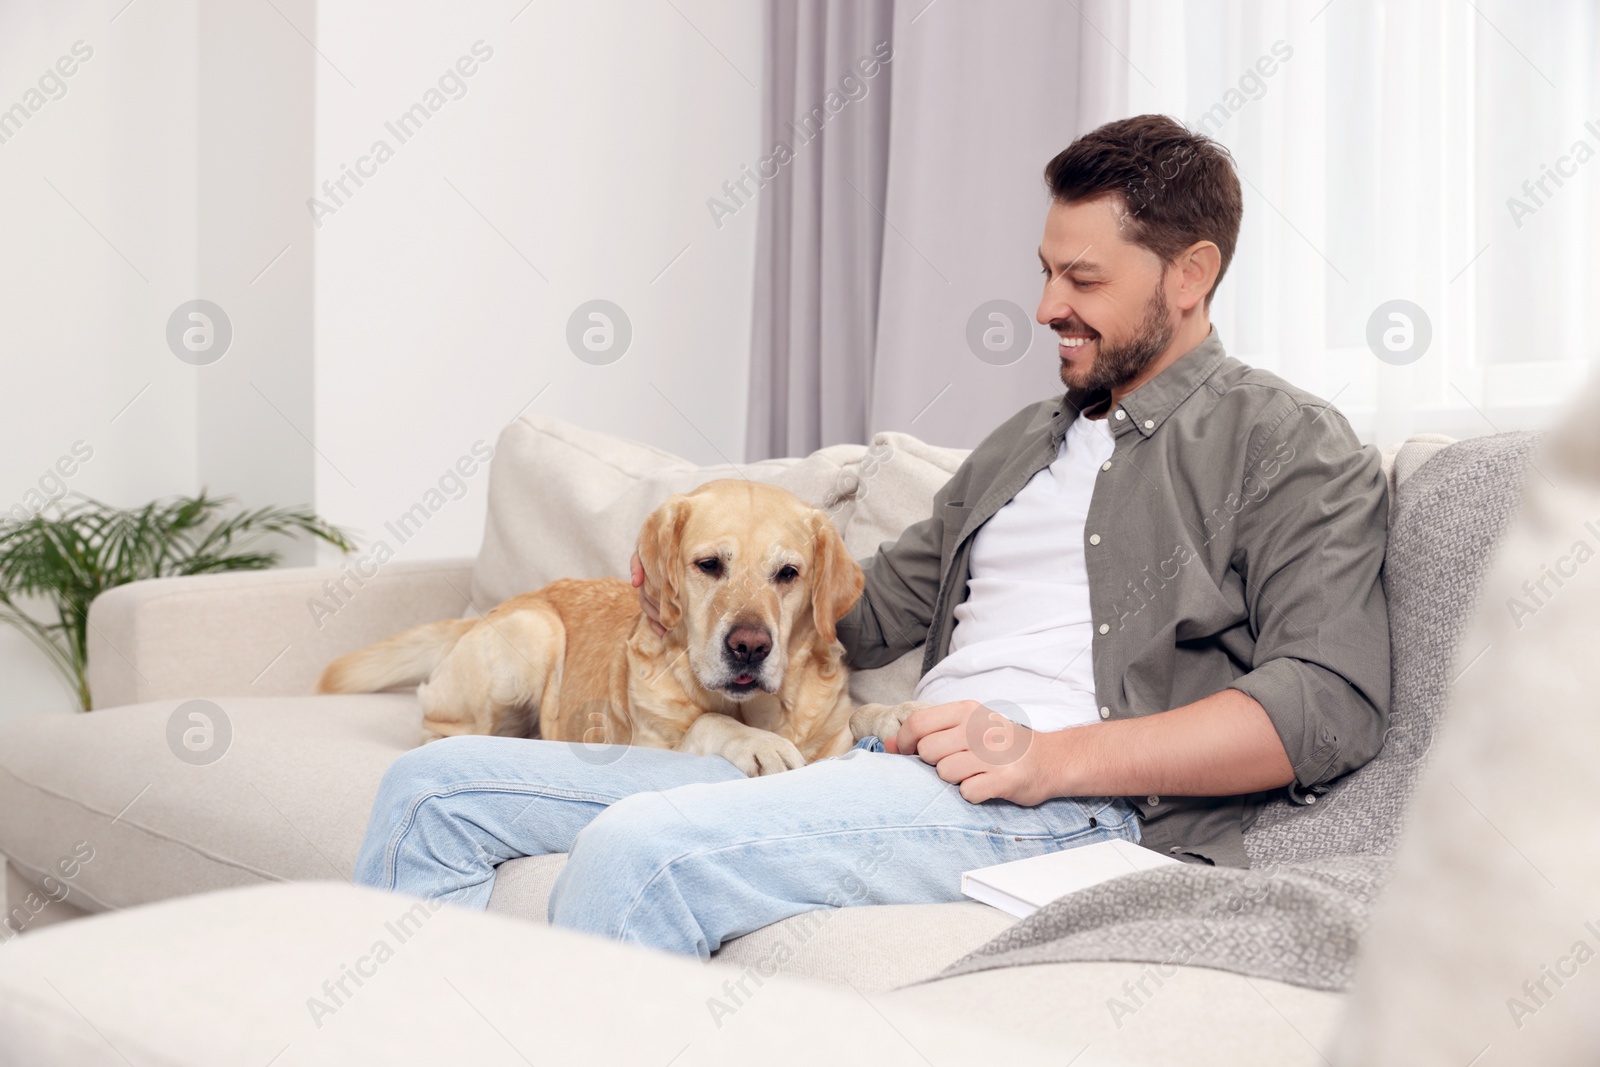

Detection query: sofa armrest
xmin=85 ymin=559 xmax=475 ymax=708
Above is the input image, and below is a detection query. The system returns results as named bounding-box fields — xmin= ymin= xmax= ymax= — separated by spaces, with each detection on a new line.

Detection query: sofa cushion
xmin=891 ymin=959 xmax=1346 ymax=1066
xmin=470 ymin=415 xmax=970 ymax=602
xmin=485 ymin=852 xmax=1017 ymax=994
xmin=0 ymin=692 xmax=1012 ymax=992
xmin=0 ymin=694 xmax=419 ymax=912
xmin=0 ymin=878 xmax=1343 ymax=1066
xmin=468 ymin=414 xmax=968 ymax=705
xmin=714 ymin=899 xmax=1018 ymax=994
xmin=483 ymin=852 xmax=567 ymax=920
xmin=0 ymin=881 xmax=1063 ymax=1066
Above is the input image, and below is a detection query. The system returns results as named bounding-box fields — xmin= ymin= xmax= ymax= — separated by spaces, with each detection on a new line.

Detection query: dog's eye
xmin=696 ymin=558 xmax=723 ymax=576
xmin=774 ymin=565 xmax=799 ymax=583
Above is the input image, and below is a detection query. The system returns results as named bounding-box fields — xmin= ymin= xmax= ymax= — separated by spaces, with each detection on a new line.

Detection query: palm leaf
xmin=0 ymin=491 xmax=353 ymax=710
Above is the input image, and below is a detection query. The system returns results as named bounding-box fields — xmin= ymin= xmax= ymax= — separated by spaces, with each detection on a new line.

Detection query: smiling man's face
xmin=1036 ymin=194 xmax=1178 ymax=397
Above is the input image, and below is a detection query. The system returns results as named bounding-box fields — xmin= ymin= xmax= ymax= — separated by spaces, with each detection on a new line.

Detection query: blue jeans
xmin=353 ymin=734 xmax=1141 ymax=959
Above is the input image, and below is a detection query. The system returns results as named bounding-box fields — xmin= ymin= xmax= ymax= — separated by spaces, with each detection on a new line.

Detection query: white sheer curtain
xmin=788 ymin=0 xmax=1596 ymax=453
xmin=1123 ymin=0 xmax=1600 ymax=446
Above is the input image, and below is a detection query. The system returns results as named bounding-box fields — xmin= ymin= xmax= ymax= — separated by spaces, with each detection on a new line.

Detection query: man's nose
xmin=1038 ymin=295 xmax=1071 ymax=328
xmin=725 ymin=624 xmax=772 ymax=666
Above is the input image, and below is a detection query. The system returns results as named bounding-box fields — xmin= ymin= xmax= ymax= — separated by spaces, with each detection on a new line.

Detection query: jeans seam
xmin=608 ymin=822 xmax=1097 ymax=942
xmin=381 ymin=780 xmax=628 ymax=891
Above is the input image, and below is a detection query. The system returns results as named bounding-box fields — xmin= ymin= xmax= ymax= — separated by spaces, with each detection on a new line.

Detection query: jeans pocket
xmin=1037 ymin=795 xmax=1135 ymax=845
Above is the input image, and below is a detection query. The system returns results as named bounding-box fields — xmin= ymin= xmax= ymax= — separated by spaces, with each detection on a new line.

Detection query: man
xmin=353 ymin=114 xmax=1390 ymax=959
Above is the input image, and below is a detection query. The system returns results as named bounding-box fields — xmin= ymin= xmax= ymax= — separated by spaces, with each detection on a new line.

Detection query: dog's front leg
xmin=848 ymin=701 xmax=932 ymax=744
xmin=679 ymin=714 xmax=806 ymax=777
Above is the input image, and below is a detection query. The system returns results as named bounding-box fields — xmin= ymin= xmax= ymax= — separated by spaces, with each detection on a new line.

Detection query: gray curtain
xmin=867 ymin=0 xmax=1128 ymax=448
xmin=744 ymin=0 xmax=895 ymax=461
xmin=747 ymin=0 xmax=1130 ymax=457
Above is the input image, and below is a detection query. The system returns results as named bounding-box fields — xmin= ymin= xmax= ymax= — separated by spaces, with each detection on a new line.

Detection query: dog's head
xmin=636 ymin=479 xmax=864 ymax=701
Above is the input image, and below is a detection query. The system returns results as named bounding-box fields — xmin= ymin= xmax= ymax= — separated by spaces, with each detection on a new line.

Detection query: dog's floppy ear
xmin=809 ymin=510 xmax=864 ymax=646
xmin=637 ymin=496 xmax=689 ymax=631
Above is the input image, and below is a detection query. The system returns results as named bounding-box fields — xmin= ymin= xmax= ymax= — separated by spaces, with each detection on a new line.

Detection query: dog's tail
xmin=316 ymin=618 xmax=477 ymax=695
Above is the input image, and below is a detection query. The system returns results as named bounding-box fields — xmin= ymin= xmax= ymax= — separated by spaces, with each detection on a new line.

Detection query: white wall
xmin=311 ymin=0 xmax=763 ymax=567
xmin=0 ymin=1 xmax=202 ymax=719
xmin=0 ymin=0 xmax=761 ymax=718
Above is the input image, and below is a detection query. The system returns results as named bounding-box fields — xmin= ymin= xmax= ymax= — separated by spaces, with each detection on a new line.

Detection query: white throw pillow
xmin=468 ymin=414 xmax=969 ymax=705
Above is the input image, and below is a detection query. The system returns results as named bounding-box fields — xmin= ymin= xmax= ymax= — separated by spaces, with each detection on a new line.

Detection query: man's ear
xmin=637 ymin=497 xmax=688 ymax=631
xmin=809 ymin=511 xmax=864 ymax=646
xmin=1173 ymin=239 xmax=1221 ymax=312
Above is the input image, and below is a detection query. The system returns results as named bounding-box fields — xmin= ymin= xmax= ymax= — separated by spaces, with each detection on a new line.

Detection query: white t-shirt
xmin=912 ymin=413 xmax=1116 ymax=733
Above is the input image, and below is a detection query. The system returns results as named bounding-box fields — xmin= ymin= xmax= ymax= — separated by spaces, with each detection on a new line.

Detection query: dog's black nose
xmin=725 ymin=625 xmax=772 ymax=666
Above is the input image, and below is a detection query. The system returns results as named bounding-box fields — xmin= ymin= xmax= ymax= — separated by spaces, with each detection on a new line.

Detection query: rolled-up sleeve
xmin=1226 ymin=405 xmax=1392 ymax=794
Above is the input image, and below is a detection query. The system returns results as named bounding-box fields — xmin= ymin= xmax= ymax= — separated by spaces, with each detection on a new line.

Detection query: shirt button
xmin=1088 ymin=533 xmax=1101 ymax=545
xmin=1098 ymin=623 xmax=1109 ymax=635
xmin=1098 ymin=706 xmax=1110 ymax=719
xmin=1143 ymin=419 xmax=1154 ymax=429
xmin=1101 ymin=460 xmax=1112 ymax=471
xmin=1305 ymin=794 xmax=1318 ymax=805
xmin=1147 ymin=795 xmax=1161 ymax=806
xmin=1114 ymin=409 xmax=1126 ymax=421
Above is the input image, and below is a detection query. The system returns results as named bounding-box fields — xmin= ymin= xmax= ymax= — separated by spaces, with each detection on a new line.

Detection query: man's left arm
xmin=893 ymin=404 xmax=1393 ymax=804
xmin=1216 ymin=403 xmax=1393 ymax=795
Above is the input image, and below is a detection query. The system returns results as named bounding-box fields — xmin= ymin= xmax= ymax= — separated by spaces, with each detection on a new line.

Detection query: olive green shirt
xmin=836 ymin=328 xmax=1392 ymax=868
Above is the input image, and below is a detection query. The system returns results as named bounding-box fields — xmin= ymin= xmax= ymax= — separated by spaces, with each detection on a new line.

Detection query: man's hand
xmin=886 ymin=700 xmax=1056 ymax=805
xmin=889 ymin=689 xmax=1296 ymax=803
xmin=629 ymin=550 xmax=666 ymax=636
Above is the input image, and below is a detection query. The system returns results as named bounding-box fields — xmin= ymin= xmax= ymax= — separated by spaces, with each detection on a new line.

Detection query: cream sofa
xmin=7 ymin=408 xmax=1589 ymax=1065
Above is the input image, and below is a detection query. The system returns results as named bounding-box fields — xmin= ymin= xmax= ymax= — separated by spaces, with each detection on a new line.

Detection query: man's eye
xmin=1073 ymin=279 xmax=1099 ymax=290
xmin=696 ymin=558 xmax=722 ymax=576
xmin=774 ymin=565 xmax=799 ymax=583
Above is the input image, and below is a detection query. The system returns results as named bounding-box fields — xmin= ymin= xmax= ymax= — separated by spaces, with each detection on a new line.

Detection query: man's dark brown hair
xmin=1044 ymin=114 xmax=1243 ymax=307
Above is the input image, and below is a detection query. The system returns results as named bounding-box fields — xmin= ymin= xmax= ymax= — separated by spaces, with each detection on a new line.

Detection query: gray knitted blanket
xmin=935 ymin=432 xmax=1541 ymax=992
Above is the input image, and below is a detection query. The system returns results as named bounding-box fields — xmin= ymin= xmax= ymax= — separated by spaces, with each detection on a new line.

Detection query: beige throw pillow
xmin=468 ymin=415 xmax=969 ymax=705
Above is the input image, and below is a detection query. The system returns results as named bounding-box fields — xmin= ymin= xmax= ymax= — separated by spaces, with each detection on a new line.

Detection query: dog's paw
xmin=850 ymin=701 xmax=930 ymax=742
xmin=723 ymin=733 xmax=807 ymax=777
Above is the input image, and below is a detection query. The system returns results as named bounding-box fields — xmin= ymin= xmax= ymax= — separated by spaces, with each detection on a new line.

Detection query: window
xmin=1126 ymin=0 xmax=1599 ymax=446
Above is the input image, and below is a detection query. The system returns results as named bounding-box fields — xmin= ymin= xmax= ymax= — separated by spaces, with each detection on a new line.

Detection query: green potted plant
xmin=0 ymin=491 xmax=353 ymax=710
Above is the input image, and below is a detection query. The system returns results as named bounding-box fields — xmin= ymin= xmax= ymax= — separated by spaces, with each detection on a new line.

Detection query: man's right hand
xmin=630 ymin=550 xmax=667 ymax=636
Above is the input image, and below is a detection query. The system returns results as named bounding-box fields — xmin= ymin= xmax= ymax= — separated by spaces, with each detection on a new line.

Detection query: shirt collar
xmin=1048 ymin=327 xmax=1228 ymax=442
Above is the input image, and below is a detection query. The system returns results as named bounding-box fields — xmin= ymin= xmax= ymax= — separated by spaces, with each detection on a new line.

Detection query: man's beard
xmin=1058 ymin=279 xmax=1175 ymax=395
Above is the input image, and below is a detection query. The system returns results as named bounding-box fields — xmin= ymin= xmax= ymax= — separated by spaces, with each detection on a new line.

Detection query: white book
xmin=960 ymin=839 xmax=1182 ymax=919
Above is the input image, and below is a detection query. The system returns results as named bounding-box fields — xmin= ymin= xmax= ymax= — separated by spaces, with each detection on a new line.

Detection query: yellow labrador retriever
xmin=317 ymin=479 xmax=921 ymax=775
